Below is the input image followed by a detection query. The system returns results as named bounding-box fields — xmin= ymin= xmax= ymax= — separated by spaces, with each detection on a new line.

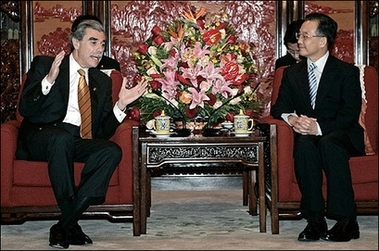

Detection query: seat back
xmin=15 ymin=74 xmax=27 ymax=123
xmin=361 ymin=65 xmax=378 ymax=152
xmin=271 ymin=66 xmax=287 ymax=106
xmin=109 ymin=70 xmax=123 ymax=104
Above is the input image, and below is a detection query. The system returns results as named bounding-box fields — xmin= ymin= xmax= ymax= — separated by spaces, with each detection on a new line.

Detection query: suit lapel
xmin=55 ymin=56 xmax=70 ymax=104
xmin=315 ymin=56 xmax=338 ymax=109
xmin=295 ymin=62 xmax=313 ymax=109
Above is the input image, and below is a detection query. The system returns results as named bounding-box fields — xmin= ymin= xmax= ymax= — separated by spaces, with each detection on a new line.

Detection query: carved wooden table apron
xmin=132 ymin=126 xmax=267 ymax=235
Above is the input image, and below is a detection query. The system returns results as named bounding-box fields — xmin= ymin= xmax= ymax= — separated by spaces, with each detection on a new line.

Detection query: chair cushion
xmin=349 ymin=155 xmax=378 ymax=184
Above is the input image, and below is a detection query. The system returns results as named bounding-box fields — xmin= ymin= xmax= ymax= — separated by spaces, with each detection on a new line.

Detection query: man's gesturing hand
xmin=46 ymin=51 xmax=65 ymax=84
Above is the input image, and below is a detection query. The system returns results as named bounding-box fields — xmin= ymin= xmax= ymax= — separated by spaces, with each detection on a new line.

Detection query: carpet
xmin=1 ymin=190 xmax=378 ymax=250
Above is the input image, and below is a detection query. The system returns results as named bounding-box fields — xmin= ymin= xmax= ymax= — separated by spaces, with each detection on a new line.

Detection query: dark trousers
xmin=21 ymin=122 xmax=121 ymax=203
xmin=293 ymin=130 xmax=360 ymax=220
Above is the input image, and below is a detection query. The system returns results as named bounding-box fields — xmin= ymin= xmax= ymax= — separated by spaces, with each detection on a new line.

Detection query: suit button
xmin=38 ymin=127 xmax=42 ymax=130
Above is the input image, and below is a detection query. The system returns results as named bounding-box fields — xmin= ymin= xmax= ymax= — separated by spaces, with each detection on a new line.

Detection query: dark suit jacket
xmin=17 ymin=55 xmax=121 ymax=158
xmin=275 ymin=53 xmax=298 ymax=69
xmin=97 ymin=56 xmax=121 ymax=71
xmin=271 ymin=55 xmax=364 ymax=153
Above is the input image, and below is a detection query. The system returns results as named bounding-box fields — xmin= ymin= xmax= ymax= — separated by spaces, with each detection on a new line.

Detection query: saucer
xmin=150 ymin=131 xmax=175 ymax=138
xmin=231 ymin=131 xmax=253 ymax=137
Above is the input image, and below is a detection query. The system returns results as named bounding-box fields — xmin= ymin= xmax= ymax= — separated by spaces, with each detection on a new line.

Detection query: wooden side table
xmin=132 ymin=126 xmax=267 ymax=235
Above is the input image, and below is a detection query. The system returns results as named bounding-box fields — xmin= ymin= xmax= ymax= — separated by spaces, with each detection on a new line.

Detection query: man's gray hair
xmin=69 ymin=19 xmax=105 ymax=50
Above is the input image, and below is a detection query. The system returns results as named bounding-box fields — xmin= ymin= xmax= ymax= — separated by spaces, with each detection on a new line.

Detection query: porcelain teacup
xmin=233 ymin=110 xmax=254 ymax=133
xmin=152 ymin=110 xmax=171 ymax=134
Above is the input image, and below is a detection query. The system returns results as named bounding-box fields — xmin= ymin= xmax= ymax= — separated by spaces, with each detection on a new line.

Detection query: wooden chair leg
xmin=243 ymin=171 xmax=249 ymax=206
xmin=147 ymin=172 xmax=151 ymax=217
xmin=269 ymin=124 xmax=279 ymax=234
xmin=248 ymin=170 xmax=257 ymax=216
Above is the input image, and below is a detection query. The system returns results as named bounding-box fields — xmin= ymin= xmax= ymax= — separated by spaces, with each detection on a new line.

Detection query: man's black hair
xmin=283 ymin=19 xmax=304 ymax=46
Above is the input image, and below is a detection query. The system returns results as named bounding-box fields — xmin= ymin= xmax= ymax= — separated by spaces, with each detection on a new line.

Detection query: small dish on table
xmin=150 ymin=131 xmax=175 ymax=138
xmin=231 ymin=131 xmax=253 ymax=137
xmin=221 ymin=121 xmax=234 ymax=130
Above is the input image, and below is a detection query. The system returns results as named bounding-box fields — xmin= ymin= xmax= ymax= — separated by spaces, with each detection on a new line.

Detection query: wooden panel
xmin=305 ymin=1 xmax=355 ymax=64
xmin=32 ymin=1 xmax=82 ymax=57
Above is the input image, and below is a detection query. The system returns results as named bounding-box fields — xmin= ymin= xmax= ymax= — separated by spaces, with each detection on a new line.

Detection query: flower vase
xmin=173 ymin=119 xmax=192 ymax=137
xmin=188 ymin=117 xmax=208 ymax=135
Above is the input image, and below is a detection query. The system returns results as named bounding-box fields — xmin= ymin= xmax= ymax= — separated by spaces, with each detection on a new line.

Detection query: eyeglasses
xmin=295 ymin=32 xmax=325 ymax=39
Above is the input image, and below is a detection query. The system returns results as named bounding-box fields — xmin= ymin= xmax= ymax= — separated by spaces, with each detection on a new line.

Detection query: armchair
xmin=260 ymin=65 xmax=378 ymax=234
xmin=1 ymin=70 xmax=142 ymax=236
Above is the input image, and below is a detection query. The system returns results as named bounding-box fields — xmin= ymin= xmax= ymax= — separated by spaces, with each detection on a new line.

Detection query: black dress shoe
xmin=322 ymin=218 xmax=360 ymax=242
xmin=49 ymin=223 xmax=69 ymax=249
xmin=68 ymin=223 xmax=93 ymax=245
xmin=298 ymin=217 xmax=327 ymax=241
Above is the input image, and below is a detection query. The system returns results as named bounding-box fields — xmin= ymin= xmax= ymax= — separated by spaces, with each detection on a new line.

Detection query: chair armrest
xmin=1 ymin=120 xmax=20 ymax=206
xmin=110 ymin=119 xmax=140 ymax=201
xmin=112 ymin=119 xmax=140 ymax=150
xmin=260 ymin=116 xmax=296 ymax=200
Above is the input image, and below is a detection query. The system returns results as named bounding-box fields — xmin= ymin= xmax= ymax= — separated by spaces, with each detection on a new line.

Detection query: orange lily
xmin=177 ymin=25 xmax=184 ymax=39
xmin=182 ymin=7 xmax=207 ymax=23
xmin=168 ymin=24 xmax=184 ymax=40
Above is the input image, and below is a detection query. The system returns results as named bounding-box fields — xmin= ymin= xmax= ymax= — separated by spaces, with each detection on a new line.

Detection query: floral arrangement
xmin=132 ymin=7 xmax=262 ymax=126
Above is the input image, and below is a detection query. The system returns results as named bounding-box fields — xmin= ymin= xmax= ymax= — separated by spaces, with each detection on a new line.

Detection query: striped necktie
xmin=308 ymin=63 xmax=318 ymax=108
xmin=77 ymin=69 xmax=92 ymax=139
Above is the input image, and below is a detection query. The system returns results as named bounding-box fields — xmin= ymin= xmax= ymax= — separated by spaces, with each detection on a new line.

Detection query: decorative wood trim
xmin=98 ymin=1 xmax=112 ymax=56
xmin=355 ymin=1 xmax=368 ymax=65
xmin=20 ymin=0 xmax=32 ymax=75
xmin=84 ymin=0 xmax=94 ymax=15
xmin=276 ymin=1 xmax=287 ymax=59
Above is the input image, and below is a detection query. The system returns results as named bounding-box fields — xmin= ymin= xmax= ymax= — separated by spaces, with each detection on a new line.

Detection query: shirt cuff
xmin=114 ymin=101 xmax=127 ymax=123
xmin=41 ymin=75 xmax=54 ymax=95
xmin=281 ymin=112 xmax=297 ymax=126
xmin=316 ymin=123 xmax=322 ymax=136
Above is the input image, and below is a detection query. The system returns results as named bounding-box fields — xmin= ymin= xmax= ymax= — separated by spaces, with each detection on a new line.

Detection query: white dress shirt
xmin=41 ymin=54 xmax=126 ymax=126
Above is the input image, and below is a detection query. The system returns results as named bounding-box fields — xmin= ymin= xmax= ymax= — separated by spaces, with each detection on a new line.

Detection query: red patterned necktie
xmin=77 ymin=69 xmax=92 ymax=139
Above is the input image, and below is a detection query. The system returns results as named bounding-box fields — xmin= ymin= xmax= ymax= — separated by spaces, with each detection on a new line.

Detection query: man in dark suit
xmin=275 ymin=19 xmax=305 ymax=69
xmin=71 ymin=14 xmax=121 ymax=71
xmin=271 ymin=13 xmax=364 ymax=242
xmin=16 ymin=19 xmax=147 ymax=248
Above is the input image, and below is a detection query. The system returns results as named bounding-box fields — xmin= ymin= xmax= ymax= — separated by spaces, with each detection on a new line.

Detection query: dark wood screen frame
xmin=19 ymin=1 xmax=370 ymax=75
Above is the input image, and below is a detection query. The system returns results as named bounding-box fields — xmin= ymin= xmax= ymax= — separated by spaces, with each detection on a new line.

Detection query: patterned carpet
xmin=1 ymin=190 xmax=378 ymax=250
xmin=147 ymin=201 xmax=257 ymax=238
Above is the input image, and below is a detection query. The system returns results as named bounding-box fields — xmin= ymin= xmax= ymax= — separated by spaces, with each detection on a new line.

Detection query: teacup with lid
xmin=233 ymin=109 xmax=254 ymax=133
xmin=152 ymin=110 xmax=171 ymax=134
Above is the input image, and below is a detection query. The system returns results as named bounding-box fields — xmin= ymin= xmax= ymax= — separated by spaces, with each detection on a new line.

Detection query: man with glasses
xmin=275 ymin=19 xmax=305 ymax=69
xmin=272 ymin=13 xmax=364 ymax=242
